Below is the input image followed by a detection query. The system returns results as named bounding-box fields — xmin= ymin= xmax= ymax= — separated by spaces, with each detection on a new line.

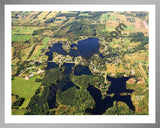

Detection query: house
xmin=131 ymin=70 xmax=135 ymax=74
xmin=25 ymin=75 xmax=29 ymax=80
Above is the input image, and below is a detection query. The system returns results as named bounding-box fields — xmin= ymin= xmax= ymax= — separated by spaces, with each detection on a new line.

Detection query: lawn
xmin=12 ymin=77 xmax=41 ymax=108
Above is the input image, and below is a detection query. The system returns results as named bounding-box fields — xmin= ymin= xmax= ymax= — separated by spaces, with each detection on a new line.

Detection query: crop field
xmin=37 ymin=11 xmax=50 ymax=19
xmin=12 ymin=27 xmax=43 ymax=35
xmin=46 ymin=11 xmax=59 ymax=19
xmin=106 ymin=21 xmax=119 ymax=27
xmin=116 ymin=14 xmax=127 ymax=22
xmin=25 ymin=11 xmax=40 ymax=19
xmin=125 ymin=25 xmax=135 ymax=30
xmin=12 ymin=77 xmax=41 ymax=109
xmin=61 ymin=11 xmax=78 ymax=14
xmin=20 ymin=45 xmax=35 ymax=61
xmin=29 ymin=45 xmax=42 ymax=60
xmin=124 ymin=50 xmax=149 ymax=62
xmin=30 ymin=37 xmax=50 ymax=60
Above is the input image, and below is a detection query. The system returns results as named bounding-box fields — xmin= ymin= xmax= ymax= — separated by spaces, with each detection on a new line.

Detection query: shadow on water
xmin=46 ymin=62 xmax=58 ymax=70
xmin=87 ymin=75 xmax=135 ymax=115
xmin=47 ymin=63 xmax=80 ymax=109
xmin=74 ymin=65 xmax=92 ymax=76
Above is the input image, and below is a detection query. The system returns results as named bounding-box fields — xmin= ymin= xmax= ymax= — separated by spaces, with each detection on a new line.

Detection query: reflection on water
xmin=47 ymin=63 xmax=80 ymax=109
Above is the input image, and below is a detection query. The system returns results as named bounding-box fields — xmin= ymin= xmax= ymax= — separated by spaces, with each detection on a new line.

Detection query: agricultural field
xmin=12 ymin=27 xmax=43 ymax=35
xmin=37 ymin=11 xmax=50 ymax=19
xmin=12 ymin=34 xmax=32 ymax=42
xmin=46 ymin=11 xmax=59 ymax=19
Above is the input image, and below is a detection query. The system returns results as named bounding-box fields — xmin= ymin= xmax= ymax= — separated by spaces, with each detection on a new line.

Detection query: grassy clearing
xmin=12 ymin=77 xmax=41 ymax=108
xmin=12 ymin=34 xmax=32 ymax=41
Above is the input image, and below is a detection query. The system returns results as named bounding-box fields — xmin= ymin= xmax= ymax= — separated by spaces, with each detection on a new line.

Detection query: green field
xmin=125 ymin=25 xmax=135 ymax=30
xmin=12 ymin=77 xmax=41 ymax=109
xmin=12 ymin=27 xmax=41 ymax=35
xmin=12 ymin=34 xmax=32 ymax=41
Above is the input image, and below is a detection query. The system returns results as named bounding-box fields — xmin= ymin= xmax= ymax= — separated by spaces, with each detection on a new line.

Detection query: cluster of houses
xmin=24 ymin=69 xmax=45 ymax=80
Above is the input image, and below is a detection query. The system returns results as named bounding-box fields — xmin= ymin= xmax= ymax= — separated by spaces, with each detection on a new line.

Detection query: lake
xmin=87 ymin=75 xmax=135 ymax=115
xmin=46 ymin=38 xmax=101 ymax=60
xmin=45 ymin=38 xmax=135 ymax=114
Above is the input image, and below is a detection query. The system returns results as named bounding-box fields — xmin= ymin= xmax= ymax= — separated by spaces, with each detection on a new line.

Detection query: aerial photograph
xmin=11 ymin=11 xmax=149 ymax=115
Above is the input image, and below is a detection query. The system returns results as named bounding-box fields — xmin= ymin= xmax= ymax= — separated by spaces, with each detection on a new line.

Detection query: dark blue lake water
xmin=87 ymin=75 xmax=135 ymax=115
xmin=74 ymin=65 xmax=92 ymax=76
xmin=46 ymin=38 xmax=101 ymax=60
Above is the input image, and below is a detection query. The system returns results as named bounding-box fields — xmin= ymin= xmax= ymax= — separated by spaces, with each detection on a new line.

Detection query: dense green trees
xmin=32 ymin=29 xmax=46 ymax=36
xmin=130 ymin=32 xmax=149 ymax=51
xmin=53 ymin=21 xmax=96 ymax=41
xmin=71 ymin=75 xmax=105 ymax=89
